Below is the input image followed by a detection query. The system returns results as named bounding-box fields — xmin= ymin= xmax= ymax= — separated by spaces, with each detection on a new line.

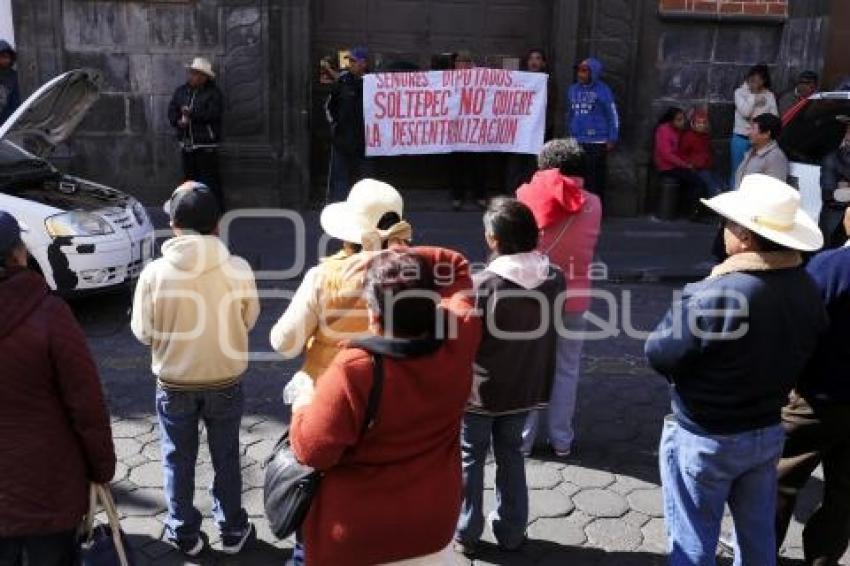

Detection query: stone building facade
xmin=7 ymin=0 xmax=845 ymax=214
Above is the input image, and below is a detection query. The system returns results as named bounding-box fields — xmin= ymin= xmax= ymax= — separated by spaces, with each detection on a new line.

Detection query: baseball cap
xmin=163 ymin=181 xmax=221 ymax=234
xmin=0 ymin=211 xmax=22 ymax=256
xmin=348 ymin=47 xmax=369 ymax=63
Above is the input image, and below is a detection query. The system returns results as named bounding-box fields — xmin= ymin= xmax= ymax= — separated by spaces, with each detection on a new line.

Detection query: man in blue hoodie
xmin=0 ymin=41 xmax=20 ymax=125
xmin=566 ymin=58 xmax=619 ymax=205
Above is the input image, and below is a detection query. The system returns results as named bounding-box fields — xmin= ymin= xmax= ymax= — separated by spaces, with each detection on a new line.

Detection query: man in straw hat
xmin=775 ymin=204 xmax=850 ymax=565
xmin=168 ymin=57 xmax=225 ymax=211
xmin=646 ymin=174 xmax=828 ymax=566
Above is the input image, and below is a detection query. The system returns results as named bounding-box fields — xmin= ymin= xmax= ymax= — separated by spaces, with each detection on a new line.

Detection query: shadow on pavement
xmin=467 ymin=540 xmax=667 ymax=565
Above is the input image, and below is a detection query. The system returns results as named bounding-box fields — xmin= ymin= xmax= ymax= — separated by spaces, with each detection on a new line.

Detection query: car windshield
xmin=781 ymin=97 xmax=850 ymax=165
xmin=0 ymin=139 xmax=60 ymax=189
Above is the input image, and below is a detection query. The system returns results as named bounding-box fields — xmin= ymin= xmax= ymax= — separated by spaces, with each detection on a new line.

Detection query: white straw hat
xmin=186 ymin=57 xmax=215 ymax=78
xmin=320 ymin=179 xmax=404 ymax=244
xmin=700 ymin=174 xmax=823 ymax=252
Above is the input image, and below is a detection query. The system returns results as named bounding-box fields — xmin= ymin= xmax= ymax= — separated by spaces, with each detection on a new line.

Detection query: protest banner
xmin=363 ymin=69 xmax=548 ymax=157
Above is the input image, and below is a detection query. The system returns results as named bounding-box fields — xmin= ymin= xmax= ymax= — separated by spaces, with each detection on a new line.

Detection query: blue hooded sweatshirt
xmin=566 ymin=58 xmax=619 ymax=144
xmin=0 ymin=40 xmax=20 ymax=125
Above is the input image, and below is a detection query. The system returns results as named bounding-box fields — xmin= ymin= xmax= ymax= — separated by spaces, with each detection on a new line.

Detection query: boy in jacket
xmin=131 ymin=182 xmax=260 ymax=557
xmin=455 ymin=198 xmax=564 ymax=555
xmin=566 ymin=58 xmax=619 ymax=205
xmin=646 ymin=175 xmax=827 ymax=566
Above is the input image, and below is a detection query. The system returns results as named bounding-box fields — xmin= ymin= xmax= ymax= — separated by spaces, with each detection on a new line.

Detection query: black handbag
xmin=264 ymin=354 xmax=385 ymax=539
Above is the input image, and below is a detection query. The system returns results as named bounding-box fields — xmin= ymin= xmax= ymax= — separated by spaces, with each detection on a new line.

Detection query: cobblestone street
xmin=71 ymin=212 xmax=843 ymax=565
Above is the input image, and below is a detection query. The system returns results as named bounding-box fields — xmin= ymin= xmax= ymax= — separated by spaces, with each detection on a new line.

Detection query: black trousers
xmin=181 ymin=148 xmax=224 ymax=211
xmin=504 ymin=153 xmax=537 ymax=194
xmin=0 ymin=530 xmax=78 ymax=566
xmin=776 ymin=393 xmax=850 ymax=565
xmin=451 ymin=152 xmax=487 ymax=203
xmin=660 ymin=168 xmax=710 ymax=217
xmin=580 ymin=143 xmax=608 ymax=205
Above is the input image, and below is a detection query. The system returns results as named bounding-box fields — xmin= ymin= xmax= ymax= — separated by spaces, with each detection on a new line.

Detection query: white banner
xmin=364 ymin=69 xmax=548 ymax=157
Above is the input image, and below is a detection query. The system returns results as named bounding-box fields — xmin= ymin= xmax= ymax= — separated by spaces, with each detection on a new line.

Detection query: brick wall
xmin=659 ymin=0 xmax=788 ymax=18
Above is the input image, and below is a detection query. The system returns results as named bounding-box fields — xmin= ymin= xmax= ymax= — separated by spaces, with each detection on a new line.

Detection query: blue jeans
xmin=695 ymin=169 xmax=725 ymax=196
xmin=156 ymin=384 xmax=248 ymax=543
xmin=456 ymin=412 xmax=529 ymax=549
xmin=659 ymin=418 xmax=785 ymax=566
xmin=729 ymin=135 xmax=751 ymax=189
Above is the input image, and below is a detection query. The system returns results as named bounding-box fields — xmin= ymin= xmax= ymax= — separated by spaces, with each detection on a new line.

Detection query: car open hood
xmin=0 ymin=69 xmax=102 ymax=158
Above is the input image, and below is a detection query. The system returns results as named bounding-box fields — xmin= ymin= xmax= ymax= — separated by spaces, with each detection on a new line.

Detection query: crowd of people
xmin=3 ymin=41 xmax=850 ymax=566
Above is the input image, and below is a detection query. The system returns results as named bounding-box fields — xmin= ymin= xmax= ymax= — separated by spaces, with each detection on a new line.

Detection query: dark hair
xmin=483 ymin=198 xmax=539 ymax=256
xmin=751 ymin=231 xmax=792 ymax=253
xmin=746 ymin=64 xmax=773 ymax=90
xmin=524 ymin=48 xmax=547 ymax=69
xmin=538 ymin=138 xmax=584 ymax=176
xmin=657 ymin=106 xmax=685 ymax=127
xmin=752 ymin=113 xmax=782 ymax=140
xmin=347 ymin=211 xmax=403 ymax=253
xmin=364 ymin=251 xmax=438 ymax=338
xmin=0 ymin=237 xmax=24 ymax=276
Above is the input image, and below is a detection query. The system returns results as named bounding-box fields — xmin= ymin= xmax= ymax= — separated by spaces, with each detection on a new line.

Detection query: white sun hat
xmin=700 ymin=174 xmax=823 ymax=252
xmin=187 ymin=57 xmax=215 ymax=78
xmin=320 ymin=179 xmax=405 ymax=245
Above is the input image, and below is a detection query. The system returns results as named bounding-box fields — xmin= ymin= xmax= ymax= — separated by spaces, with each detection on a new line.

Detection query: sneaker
xmin=452 ymin=540 xmax=477 ymax=557
xmin=221 ymin=522 xmax=256 ymax=555
xmin=173 ymin=535 xmax=205 ymax=557
xmin=554 ymin=447 xmax=572 ymax=458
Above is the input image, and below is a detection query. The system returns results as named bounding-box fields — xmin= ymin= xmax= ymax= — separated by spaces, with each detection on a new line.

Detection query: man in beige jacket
xmin=131 ymin=181 xmax=260 ymax=557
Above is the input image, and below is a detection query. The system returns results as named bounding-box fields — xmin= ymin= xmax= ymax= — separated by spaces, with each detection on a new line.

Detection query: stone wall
xmin=11 ymin=0 xmax=301 ymax=208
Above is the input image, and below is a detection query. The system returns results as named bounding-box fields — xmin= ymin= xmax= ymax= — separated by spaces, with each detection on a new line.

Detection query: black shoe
xmin=221 ymin=523 xmax=256 ymax=555
xmin=172 ymin=533 xmax=206 ymax=557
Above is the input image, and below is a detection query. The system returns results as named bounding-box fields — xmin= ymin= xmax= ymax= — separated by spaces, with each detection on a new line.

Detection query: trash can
xmin=657 ymin=176 xmax=679 ymax=221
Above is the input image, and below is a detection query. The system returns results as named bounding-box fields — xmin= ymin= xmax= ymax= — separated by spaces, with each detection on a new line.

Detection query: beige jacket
xmin=131 ymin=235 xmax=260 ymax=389
xmin=735 ymin=140 xmax=790 ymax=189
xmin=734 ymin=84 xmax=778 ymax=136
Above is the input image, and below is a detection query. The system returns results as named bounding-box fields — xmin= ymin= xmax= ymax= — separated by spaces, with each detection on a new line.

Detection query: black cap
xmin=0 ymin=211 xmax=22 ymax=256
xmin=798 ymin=70 xmax=818 ymax=84
xmin=164 ymin=181 xmax=221 ymax=234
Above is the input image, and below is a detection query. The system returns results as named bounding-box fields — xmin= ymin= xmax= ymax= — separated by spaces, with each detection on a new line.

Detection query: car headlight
xmin=45 ymin=211 xmax=114 ymax=237
xmin=130 ymin=199 xmax=149 ymax=226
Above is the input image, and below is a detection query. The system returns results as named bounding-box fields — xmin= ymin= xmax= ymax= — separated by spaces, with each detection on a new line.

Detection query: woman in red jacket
xmin=290 ymin=247 xmax=481 ymax=565
xmin=653 ymin=106 xmax=710 ymax=218
xmin=0 ymin=211 xmax=116 ymax=565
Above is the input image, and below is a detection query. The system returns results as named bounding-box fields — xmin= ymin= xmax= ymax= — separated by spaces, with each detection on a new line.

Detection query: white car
xmin=782 ymin=91 xmax=850 ymax=227
xmin=0 ymin=69 xmax=155 ymax=294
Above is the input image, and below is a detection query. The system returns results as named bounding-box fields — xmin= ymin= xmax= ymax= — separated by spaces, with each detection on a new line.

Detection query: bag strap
xmin=84 ymin=484 xmax=131 ymax=566
xmin=542 ymin=214 xmax=577 ymax=257
xmin=359 ymin=354 xmax=384 ymax=438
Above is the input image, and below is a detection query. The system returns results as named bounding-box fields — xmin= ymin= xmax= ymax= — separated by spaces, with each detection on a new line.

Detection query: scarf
xmin=708 ymin=251 xmax=802 ymax=279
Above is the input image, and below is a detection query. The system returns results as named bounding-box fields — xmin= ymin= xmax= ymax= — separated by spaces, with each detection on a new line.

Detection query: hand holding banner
xmin=364 ymin=69 xmax=548 ymax=157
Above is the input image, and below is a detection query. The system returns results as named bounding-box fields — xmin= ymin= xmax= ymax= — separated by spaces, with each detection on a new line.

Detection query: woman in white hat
xmin=270 ymin=178 xmax=411 ymax=566
xmin=645 ymin=174 xmax=828 ymax=566
xmin=167 ymin=57 xmax=225 ymax=210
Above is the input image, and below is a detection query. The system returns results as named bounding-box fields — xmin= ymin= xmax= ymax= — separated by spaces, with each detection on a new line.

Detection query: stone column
xmin=551 ymin=0 xmax=581 ymax=138
xmin=274 ymin=0 xmax=311 ymax=208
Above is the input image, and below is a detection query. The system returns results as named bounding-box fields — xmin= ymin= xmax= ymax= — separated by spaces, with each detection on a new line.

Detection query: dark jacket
xmin=799 ymin=246 xmax=850 ymax=404
xmin=325 ymin=71 xmax=365 ymax=157
xmin=469 ymin=252 xmax=565 ymax=416
xmin=167 ymin=81 xmax=224 ymax=148
xmin=819 ymin=146 xmax=850 ymax=248
xmin=0 ymin=268 xmax=115 ymax=537
xmin=645 ymin=253 xmax=827 ymax=435
xmin=0 ymin=40 xmax=20 ymax=125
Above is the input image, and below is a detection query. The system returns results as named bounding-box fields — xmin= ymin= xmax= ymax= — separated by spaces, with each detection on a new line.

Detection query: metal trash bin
xmin=657 ymin=176 xmax=679 ymax=220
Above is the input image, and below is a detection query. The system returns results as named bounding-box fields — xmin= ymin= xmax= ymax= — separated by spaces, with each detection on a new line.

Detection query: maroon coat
xmin=0 ymin=268 xmax=115 ymax=537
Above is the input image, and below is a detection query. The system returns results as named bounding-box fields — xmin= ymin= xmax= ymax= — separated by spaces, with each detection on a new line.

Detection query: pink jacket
xmin=654 ymin=122 xmax=690 ymax=172
xmin=517 ymin=170 xmax=602 ymax=313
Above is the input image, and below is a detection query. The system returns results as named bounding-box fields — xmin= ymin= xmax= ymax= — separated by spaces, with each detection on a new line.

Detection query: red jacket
xmin=0 ymin=269 xmax=115 ymax=537
xmin=653 ymin=122 xmax=690 ymax=172
xmin=680 ymin=130 xmax=714 ymax=170
xmin=291 ymin=247 xmax=481 ymax=565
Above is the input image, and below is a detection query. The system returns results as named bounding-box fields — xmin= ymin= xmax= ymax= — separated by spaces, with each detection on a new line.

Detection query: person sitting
xmin=818 ymin=115 xmax=850 ymax=249
xmin=290 ymin=248 xmax=481 ymax=565
xmin=680 ymin=109 xmax=723 ymax=196
xmin=735 ymin=113 xmax=789 ymax=189
xmin=653 ymin=106 xmax=710 ymax=218
xmin=454 ymin=198 xmax=564 ymax=556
